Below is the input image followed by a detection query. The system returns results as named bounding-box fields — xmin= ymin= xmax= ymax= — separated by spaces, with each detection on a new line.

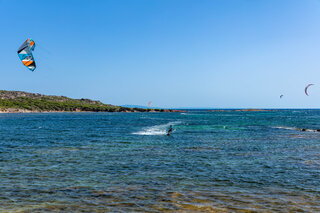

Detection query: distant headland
xmin=0 ymin=90 xmax=181 ymax=113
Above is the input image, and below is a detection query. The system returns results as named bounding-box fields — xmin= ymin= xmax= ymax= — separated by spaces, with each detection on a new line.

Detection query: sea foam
xmin=132 ymin=121 xmax=181 ymax=135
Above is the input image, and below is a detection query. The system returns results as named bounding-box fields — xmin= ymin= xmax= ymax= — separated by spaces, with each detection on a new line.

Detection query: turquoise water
xmin=0 ymin=110 xmax=320 ymax=212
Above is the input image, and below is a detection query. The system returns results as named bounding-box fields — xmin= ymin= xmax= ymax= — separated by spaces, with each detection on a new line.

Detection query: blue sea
xmin=0 ymin=110 xmax=320 ymax=212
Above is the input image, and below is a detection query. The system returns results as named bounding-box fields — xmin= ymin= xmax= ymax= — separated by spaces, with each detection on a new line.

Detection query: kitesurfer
xmin=167 ymin=125 xmax=173 ymax=136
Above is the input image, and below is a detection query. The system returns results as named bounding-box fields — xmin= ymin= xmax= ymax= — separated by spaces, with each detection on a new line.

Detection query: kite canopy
xmin=305 ymin=84 xmax=314 ymax=96
xmin=280 ymin=95 xmax=283 ymax=99
xmin=17 ymin=39 xmax=36 ymax=71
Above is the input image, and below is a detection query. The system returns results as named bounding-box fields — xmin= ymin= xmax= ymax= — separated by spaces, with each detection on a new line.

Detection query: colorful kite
xmin=17 ymin=39 xmax=36 ymax=71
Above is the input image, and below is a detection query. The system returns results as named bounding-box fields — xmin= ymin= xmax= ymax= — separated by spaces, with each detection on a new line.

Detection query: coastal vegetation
xmin=0 ymin=90 xmax=169 ymax=113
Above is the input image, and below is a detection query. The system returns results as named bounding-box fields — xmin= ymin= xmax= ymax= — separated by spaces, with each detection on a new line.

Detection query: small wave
xmin=275 ymin=126 xmax=319 ymax=132
xmin=180 ymin=113 xmax=197 ymax=116
xmin=275 ymin=126 xmax=299 ymax=131
xmin=132 ymin=121 xmax=181 ymax=135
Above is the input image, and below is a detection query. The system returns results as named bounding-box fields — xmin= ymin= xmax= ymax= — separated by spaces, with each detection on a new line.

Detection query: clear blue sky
xmin=1 ymin=0 xmax=320 ymax=108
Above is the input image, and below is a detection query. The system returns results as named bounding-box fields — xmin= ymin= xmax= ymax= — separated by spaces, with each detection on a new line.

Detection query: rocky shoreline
xmin=0 ymin=108 xmax=184 ymax=113
xmin=0 ymin=109 xmax=183 ymax=113
xmin=0 ymin=90 xmax=183 ymax=113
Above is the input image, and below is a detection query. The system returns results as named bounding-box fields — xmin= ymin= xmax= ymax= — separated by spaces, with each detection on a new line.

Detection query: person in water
xmin=167 ymin=125 xmax=173 ymax=136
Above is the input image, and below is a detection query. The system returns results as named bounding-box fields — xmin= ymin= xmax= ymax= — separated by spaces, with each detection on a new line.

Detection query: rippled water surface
xmin=1 ymin=110 xmax=320 ymax=212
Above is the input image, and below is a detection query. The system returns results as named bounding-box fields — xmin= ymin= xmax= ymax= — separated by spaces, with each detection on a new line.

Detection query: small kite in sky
xmin=17 ymin=39 xmax=36 ymax=71
xmin=305 ymin=84 xmax=314 ymax=96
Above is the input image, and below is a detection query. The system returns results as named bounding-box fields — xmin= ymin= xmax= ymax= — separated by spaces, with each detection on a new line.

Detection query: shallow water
xmin=0 ymin=110 xmax=320 ymax=212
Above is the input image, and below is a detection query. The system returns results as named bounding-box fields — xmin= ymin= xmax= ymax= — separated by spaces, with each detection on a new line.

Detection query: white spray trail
xmin=133 ymin=121 xmax=181 ymax=135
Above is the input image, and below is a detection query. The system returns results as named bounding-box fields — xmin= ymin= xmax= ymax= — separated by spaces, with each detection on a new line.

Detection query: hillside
xmin=0 ymin=90 xmax=173 ymax=113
